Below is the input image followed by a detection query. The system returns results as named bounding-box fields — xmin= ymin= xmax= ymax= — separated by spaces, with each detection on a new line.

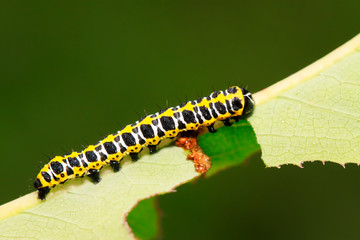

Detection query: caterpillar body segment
xmin=34 ymin=86 xmax=255 ymax=200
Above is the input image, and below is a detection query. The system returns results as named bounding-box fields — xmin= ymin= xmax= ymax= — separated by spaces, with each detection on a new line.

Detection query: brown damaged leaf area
xmin=176 ymin=131 xmax=211 ymax=174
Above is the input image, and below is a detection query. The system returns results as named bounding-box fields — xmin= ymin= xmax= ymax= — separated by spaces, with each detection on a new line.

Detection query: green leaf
xmin=249 ymin=34 xmax=360 ymax=167
xmin=0 ymin=147 xmax=199 ymax=240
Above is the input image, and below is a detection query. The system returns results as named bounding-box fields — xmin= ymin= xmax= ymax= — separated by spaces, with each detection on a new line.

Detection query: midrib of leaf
xmin=252 ymin=34 xmax=360 ymax=105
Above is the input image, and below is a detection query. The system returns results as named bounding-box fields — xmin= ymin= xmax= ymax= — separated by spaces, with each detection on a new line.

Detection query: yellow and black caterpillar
xmin=34 ymin=86 xmax=255 ymax=200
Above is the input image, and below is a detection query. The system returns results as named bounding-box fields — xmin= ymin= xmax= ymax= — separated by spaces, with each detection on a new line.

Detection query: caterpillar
xmin=34 ymin=86 xmax=255 ymax=200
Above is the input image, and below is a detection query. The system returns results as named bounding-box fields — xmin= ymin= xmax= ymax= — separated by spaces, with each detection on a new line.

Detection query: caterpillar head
xmin=226 ymin=86 xmax=255 ymax=118
xmin=241 ymin=88 xmax=255 ymax=118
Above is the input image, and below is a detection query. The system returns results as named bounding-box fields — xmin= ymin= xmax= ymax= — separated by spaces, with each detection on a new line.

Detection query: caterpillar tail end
xmin=34 ymin=177 xmax=51 ymax=200
xmin=37 ymin=187 xmax=50 ymax=200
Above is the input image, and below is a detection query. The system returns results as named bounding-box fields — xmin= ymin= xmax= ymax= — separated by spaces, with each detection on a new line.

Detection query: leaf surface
xmin=249 ymin=35 xmax=360 ymax=167
xmin=0 ymin=147 xmax=198 ymax=240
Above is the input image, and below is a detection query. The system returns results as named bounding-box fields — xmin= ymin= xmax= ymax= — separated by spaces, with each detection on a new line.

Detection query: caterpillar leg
xmin=222 ymin=118 xmax=232 ymax=126
xmin=110 ymin=160 xmax=121 ymax=172
xmin=37 ymin=187 xmax=50 ymax=200
xmin=130 ymin=152 xmax=139 ymax=162
xmin=232 ymin=116 xmax=240 ymax=122
xmin=88 ymin=169 xmax=101 ymax=184
xmin=59 ymin=179 xmax=68 ymax=184
xmin=148 ymin=144 xmax=157 ymax=154
xmin=207 ymin=124 xmax=216 ymax=133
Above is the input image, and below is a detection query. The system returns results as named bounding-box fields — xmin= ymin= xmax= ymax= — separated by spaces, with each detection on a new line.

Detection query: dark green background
xmin=1 ymin=1 xmax=360 ymax=239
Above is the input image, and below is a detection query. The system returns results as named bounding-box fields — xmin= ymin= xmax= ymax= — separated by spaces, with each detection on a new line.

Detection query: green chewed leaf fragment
xmin=199 ymin=120 xmax=261 ymax=175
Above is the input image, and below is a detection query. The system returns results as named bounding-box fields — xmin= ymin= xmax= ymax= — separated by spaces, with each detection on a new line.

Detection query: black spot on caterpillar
xmin=34 ymin=86 xmax=255 ymax=200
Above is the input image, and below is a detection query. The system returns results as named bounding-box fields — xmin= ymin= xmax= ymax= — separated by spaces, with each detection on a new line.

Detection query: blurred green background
xmin=1 ymin=0 xmax=360 ymax=239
